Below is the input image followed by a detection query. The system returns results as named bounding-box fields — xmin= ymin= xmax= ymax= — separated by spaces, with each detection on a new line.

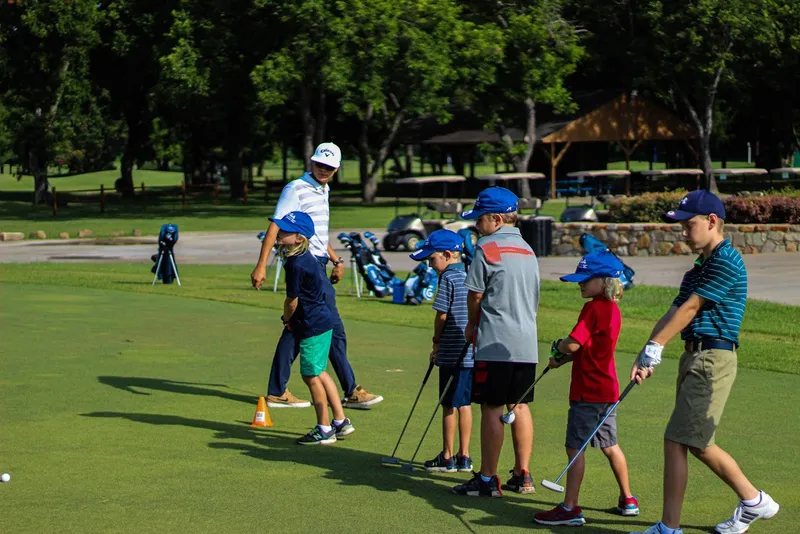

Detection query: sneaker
xmin=504 ymin=469 xmax=535 ymax=494
xmin=451 ymin=472 xmax=503 ymax=497
xmin=296 ymin=425 xmax=337 ymax=445
xmin=715 ymin=492 xmax=780 ymax=534
xmin=631 ymin=523 xmax=683 ymax=534
xmin=332 ymin=418 xmax=355 ymax=437
xmin=267 ymin=389 xmax=311 ymax=408
xmin=534 ymin=503 xmax=586 ymax=526
xmin=341 ymin=385 xmax=384 ymax=408
xmin=617 ymin=495 xmax=640 ymax=516
xmin=455 ymin=454 xmax=473 ymax=473
xmin=424 ymin=452 xmax=456 ymax=472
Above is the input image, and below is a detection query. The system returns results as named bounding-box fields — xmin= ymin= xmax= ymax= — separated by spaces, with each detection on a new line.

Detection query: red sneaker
xmin=534 ymin=503 xmax=586 ymax=526
xmin=617 ymin=495 xmax=640 ymax=516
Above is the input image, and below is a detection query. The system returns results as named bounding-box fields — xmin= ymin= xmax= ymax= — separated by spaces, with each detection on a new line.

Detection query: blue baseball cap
xmin=269 ymin=211 xmax=315 ymax=239
xmin=663 ymin=190 xmax=726 ymax=222
xmin=460 ymin=186 xmax=518 ymax=220
xmin=409 ymin=229 xmax=463 ymax=261
xmin=560 ymin=250 xmax=625 ymax=283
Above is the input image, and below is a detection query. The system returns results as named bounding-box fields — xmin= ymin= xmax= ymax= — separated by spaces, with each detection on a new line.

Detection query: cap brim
xmin=310 ymin=155 xmax=340 ymax=169
xmin=560 ymin=272 xmax=593 ymax=283
xmin=662 ymin=209 xmax=696 ymax=222
xmin=460 ymin=208 xmax=482 ymax=220
xmin=409 ymin=246 xmax=434 ymax=261
xmin=269 ymin=218 xmax=301 ymax=234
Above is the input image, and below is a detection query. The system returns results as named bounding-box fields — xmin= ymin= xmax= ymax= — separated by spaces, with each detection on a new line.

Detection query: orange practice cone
xmin=251 ymin=396 xmax=274 ymax=427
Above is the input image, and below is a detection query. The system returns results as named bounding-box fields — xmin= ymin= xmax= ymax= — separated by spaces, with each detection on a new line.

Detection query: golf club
xmin=380 ymin=359 xmax=435 ymax=467
xmin=500 ymin=348 xmax=566 ymax=425
xmin=541 ymin=380 xmax=637 ymax=493
xmin=403 ymin=342 xmax=471 ymax=472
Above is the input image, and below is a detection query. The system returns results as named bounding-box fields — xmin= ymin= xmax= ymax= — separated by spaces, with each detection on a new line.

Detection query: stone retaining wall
xmin=552 ymin=223 xmax=800 ymax=256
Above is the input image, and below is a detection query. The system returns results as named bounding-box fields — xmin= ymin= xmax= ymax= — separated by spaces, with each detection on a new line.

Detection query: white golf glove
xmin=638 ymin=340 xmax=663 ymax=368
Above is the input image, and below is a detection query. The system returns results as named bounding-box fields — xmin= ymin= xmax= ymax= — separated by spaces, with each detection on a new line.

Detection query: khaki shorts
xmin=664 ymin=348 xmax=737 ymax=449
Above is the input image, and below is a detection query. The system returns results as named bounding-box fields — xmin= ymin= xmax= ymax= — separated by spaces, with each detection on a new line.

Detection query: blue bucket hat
xmin=560 ymin=250 xmax=625 ymax=283
xmin=663 ymin=190 xmax=726 ymax=222
xmin=460 ymin=186 xmax=518 ymax=220
xmin=269 ymin=211 xmax=315 ymax=239
xmin=409 ymin=229 xmax=463 ymax=261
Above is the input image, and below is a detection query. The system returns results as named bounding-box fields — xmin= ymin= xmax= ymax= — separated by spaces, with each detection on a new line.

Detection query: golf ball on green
xmin=1 ymin=473 xmax=10 ymax=483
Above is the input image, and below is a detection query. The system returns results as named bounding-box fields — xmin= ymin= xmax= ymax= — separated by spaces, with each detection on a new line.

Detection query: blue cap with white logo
xmin=409 ymin=229 xmax=464 ymax=261
xmin=460 ymin=186 xmax=518 ymax=220
xmin=560 ymin=250 xmax=625 ymax=283
xmin=269 ymin=211 xmax=315 ymax=239
xmin=663 ymin=190 xmax=726 ymax=222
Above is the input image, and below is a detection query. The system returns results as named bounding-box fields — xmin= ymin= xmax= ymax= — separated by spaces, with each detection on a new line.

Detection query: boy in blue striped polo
xmin=409 ymin=230 xmax=475 ymax=473
xmin=630 ymin=191 xmax=779 ymax=534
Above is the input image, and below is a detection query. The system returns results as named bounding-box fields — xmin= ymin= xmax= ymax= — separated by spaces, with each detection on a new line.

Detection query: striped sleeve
xmin=273 ymin=183 xmax=301 ymax=219
xmin=432 ymin=273 xmax=453 ymax=313
xmin=672 ymin=270 xmax=694 ymax=308
xmin=695 ymin=252 xmax=741 ymax=304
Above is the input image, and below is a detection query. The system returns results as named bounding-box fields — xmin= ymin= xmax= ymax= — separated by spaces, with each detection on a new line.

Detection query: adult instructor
xmin=251 ymin=142 xmax=383 ymax=409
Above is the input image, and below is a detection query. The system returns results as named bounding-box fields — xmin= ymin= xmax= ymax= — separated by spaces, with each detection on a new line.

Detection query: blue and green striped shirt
xmin=672 ymin=239 xmax=747 ymax=346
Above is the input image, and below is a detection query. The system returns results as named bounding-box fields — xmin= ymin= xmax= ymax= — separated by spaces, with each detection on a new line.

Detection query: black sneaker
xmin=296 ymin=425 xmax=337 ymax=445
xmin=505 ymin=469 xmax=535 ymax=494
xmin=424 ymin=452 xmax=456 ymax=472
xmin=451 ymin=472 xmax=503 ymax=497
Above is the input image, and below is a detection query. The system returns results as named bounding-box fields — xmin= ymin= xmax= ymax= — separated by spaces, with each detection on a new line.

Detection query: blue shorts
xmin=439 ymin=367 xmax=473 ymax=408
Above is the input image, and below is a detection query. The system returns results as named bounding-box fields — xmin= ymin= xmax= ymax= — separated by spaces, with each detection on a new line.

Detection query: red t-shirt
xmin=568 ymin=298 xmax=621 ymax=403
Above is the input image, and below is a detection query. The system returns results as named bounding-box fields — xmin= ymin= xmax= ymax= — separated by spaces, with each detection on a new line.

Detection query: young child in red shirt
xmin=534 ymin=250 xmax=639 ymax=527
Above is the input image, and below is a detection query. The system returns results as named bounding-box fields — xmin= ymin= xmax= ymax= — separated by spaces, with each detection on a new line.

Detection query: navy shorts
xmin=439 ymin=367 xmax=473 ymax=408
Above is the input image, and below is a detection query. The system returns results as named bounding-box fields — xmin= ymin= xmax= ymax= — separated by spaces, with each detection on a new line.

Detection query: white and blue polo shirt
xmin=272 ymin=172 xmax=330 ymax=258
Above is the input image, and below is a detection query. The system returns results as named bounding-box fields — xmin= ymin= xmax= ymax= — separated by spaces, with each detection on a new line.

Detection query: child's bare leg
xmin=480 ymin=404 xmax=505 ymax=477
xmin=457 ymin=405 xmax=472 ymax=458
xmin=662 ymin=439 xmax=689 ymax=529
xmin=319 ymin=371 xmax=345 ymax=421
xmin=564 ymin=447 xmax=584 ymax=510
xmin=510 ymin=403 xmax=533 ymax=474
xmin=303 ymin=374 xmax=330 ymax=427
xmin=441 ymin=406 xmax=456 ymax=458
xmin=690 ymin=444 xmax=758 ymax=501
xmin=602 ymin=444 xmax=632 ymax=497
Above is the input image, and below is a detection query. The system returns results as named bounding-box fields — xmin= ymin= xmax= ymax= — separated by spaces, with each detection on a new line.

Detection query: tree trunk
xmin=358 ymin=104 xmax=375 ymax=202
xmin=498 ymin=98 xmax=537 ymax=198
xmin=315 ymin=91 xmax=327 ymax=146
xmin=405 ymin=145 xmax=414 ymax=176
xmin=700 ymin=134 xmax=716 ymax=193
xmin=120 ymin=151 xmax=135 ymax=197
xmin=29 ymin=146 xmax=49 ymax=205
xmin=301 ymin=87 xmax=315 ymax=171
xmin=228 ymin=149 xmax=244 ymax=199
xmin=363 ymin=109 xmax=405 ymax=204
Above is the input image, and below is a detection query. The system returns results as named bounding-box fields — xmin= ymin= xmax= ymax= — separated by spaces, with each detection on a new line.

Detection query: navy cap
xmin=269 ymin=211 xmax=315 ymax=239
xmin=409 ymin=229 xmax=463 ymax=261
xmin=460 ymin=186 xmax=518 ymax=220
xmin=663 ymin=190 xmax=726 ymax=222
xmin=560 ymin=250 xmax=625 ymax=283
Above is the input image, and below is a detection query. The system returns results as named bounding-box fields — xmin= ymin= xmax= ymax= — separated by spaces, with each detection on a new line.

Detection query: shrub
xmin=608 ymin=191 xmax=687 ymax=222
xmin=725 ymin=195 xmax=800 ymax=224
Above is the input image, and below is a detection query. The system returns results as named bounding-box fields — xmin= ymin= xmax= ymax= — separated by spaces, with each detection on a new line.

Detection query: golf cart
xmin=383 ymin=175 xmax=477 ymax=251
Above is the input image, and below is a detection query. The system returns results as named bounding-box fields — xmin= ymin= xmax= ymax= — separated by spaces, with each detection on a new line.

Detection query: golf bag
xmin=457 ymin=228 xmax=476 ymax=271
xmin=151 ymin=223 xmax=181 ymax=285
xmin=403 ymin=261 xmax=439 ymax=305
xmin=338 ymin=232 xmax=400 ymax=298
xmin=580 ymin=233 xmax=635 ymax=289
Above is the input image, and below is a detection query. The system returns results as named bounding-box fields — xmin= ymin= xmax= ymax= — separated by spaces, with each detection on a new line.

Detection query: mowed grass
xmin=0 ymin=275 xmax=797 ymax=534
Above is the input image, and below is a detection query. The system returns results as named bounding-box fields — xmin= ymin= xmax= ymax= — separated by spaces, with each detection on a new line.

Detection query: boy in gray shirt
xmin=451 ymin=187 xmax=540 ymax=498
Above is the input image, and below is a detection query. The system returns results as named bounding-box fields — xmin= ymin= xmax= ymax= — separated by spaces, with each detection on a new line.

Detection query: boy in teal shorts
xmin=409 ymin=229 xmax=475 ymax=473
xmin=272 ymin=211 xmax=354 ymax=445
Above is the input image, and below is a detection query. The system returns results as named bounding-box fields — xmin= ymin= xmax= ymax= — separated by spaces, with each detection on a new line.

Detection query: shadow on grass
xmin=79 ymin=409 xmax=668 ymax=533
xmin=97 ymin=376 xmax=256 ymax=404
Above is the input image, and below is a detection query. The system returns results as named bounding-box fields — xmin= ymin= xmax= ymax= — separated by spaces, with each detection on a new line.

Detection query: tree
xmin=639 ymin=0 xmax=776 ymax=192
xmin=0 ymin=0 xmax=102 ymax=203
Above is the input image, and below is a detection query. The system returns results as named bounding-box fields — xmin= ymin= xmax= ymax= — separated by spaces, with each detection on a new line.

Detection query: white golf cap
xmin=310 ymin=142 xmax=341 ymax=169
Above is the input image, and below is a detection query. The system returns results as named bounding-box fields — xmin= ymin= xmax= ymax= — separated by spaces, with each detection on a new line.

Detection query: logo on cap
xmin=320 ymin=149 xmax=334 ymax=157
xmin=680 ymin=197 xmax=688 ymax=205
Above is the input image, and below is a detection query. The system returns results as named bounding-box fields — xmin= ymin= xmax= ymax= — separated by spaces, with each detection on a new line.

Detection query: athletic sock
xmin=561 ymin=504 xmax=573 ymax=512
xmin=742 ymin=492 xmax=763 ymax=507
xmin=333 ymin=419 xmax=345 ymax=426
xmin=480 ymin=474 xmax=492 ymax=483
xmin=318 ymin=424 xmax=333 ymax=433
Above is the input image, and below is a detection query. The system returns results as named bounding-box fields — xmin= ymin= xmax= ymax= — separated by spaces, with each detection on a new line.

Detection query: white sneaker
xmin=631 ymin=522 xmax=683 ymax=534
xmin=715 ymin=492 xmax=780 ymax=534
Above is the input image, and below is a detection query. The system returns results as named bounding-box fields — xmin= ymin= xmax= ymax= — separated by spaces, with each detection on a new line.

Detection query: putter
xmin=542 ymin=380 xmax=637 ymax=493
xmin=380 ymin=359 xmax=435 ymax=467
xmin=403 ymin=342 xmax=471 ymax=472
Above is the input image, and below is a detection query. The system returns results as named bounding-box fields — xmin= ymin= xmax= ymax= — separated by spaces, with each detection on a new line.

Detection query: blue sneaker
xmin=332 ymin=418 xmax=355 ymax=437
xmin=456 ymin=455 xmax=473 ymax=473
xmin=424 ymin=452 xmax=456 ymax=472
xmin=630 ymin=523 xmax=683 ymax=534
xmin=296 ymin=425 xmax=336 ymax=445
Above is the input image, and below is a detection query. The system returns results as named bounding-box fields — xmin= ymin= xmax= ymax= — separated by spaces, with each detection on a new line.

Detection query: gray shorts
xmin=565 ymin=401 xmax=618 ymax=450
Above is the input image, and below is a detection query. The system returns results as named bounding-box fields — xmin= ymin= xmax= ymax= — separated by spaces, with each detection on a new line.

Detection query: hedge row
xmin=608 ymin=190 xmax=800 ymax=224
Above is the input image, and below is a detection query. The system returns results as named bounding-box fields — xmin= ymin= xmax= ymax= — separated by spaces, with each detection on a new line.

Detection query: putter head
xmin=541 ymin=479 xmax=565 ymax=493
xmin=500 ymin=411 xmax=515 ymax=425
xmin=380 ymin=457 xmax=401 ymax=467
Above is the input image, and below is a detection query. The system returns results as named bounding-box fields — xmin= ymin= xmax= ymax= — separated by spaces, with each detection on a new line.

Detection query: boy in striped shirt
xmin=631 ymin=190 xmax=779 ymax=534
xmin=409 ymin=229 xmax=475 ymax=473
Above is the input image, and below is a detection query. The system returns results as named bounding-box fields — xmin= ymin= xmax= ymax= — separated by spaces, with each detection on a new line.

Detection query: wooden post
xmin=214 ymin=182 xmax=220 ymax=205
xmin=100 ymin=184 xmax=105 ymax=213
xmin=141 ymin=182 xmax=146 ymax=211
xmin=181 ymin=181 xmax=186 ymax=209
xmin=243 ymin=182 xmax=248 ymax=205
xmin=52 ymin=187 xmax=57 ymax=216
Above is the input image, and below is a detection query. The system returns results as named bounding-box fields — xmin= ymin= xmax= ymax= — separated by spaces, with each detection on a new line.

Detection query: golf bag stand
xmin=151 ymin=223 xmax=181 ymax=286
xmin=270 ymin=246 xmax=282 ymax=292
xmin=349 ymin=254 xmax=362 ymax=298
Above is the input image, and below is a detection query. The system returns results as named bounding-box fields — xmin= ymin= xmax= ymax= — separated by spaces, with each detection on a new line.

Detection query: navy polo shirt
xmin=284 ymin=251 xmax=334 ymax=339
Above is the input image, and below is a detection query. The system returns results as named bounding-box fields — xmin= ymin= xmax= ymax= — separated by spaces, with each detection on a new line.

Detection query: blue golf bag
xmin=403 ymin=261 xmax=439 ymax=305
xmin=580 ymin=233 xmax=635 ymax=289
xmin=338 ymin=232 xmax=401 ymax=298
xmin=151 ymin=223 xmax=181 ymax=285
xmin=457 ymin=228 xmax=476 ymax=271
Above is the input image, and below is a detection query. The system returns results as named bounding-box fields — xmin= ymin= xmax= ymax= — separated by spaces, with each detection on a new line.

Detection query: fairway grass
xmin=0 ymin=270 xmax=797 ymax=533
